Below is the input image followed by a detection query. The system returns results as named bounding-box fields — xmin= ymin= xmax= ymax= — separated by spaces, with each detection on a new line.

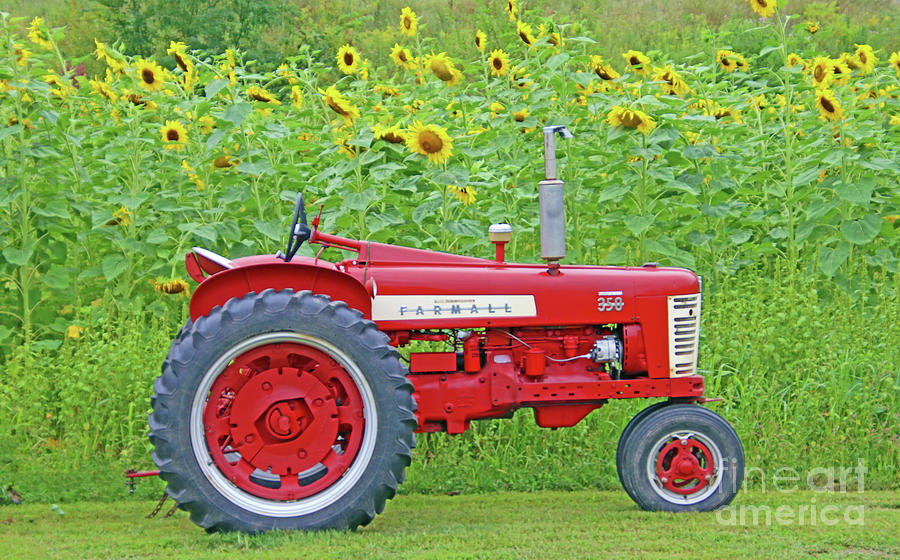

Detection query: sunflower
xmin=891 ymin=52 xmax=900 ymax=76
xmin=786 ymin=53 xmax=806 ymax=70
xmin=320 ymin=85 xmax=360 ymax=124
xmin=488 ymin=49 xmax=510 ymax=77
xmin=373 ymin=84 xmax=400 ymax=97
xmin=748 ymin=0 xmax=776 ymax=18
xmin=27 ymin=17 xmax=53 ymax=50
xmin=406 ymin=121 xmax=453 ymax=164
xmin=197 ymin=115 xmax=215 ymax=134
xmin=475 ymin=29 xmax=487 ymax=52
xmin=806 ymin=21 xmax=819 ymax=33
xmin=810 ymin=56 xmax=833 ymax=87
xmin=212 ymin=155 xmax=238 ymax=169
xmin=428 ymin=53 xmax=462 ymax=86
xmin=890 ymin=115 xmax=900 ymax=126
xmin=511 ymin=66 xmax=534 ymax=89
xmin=167 ymin=41 xmax=192 ymax=73
xmin=387 ymin=44 xmax=414 ymax=71
xmin=490 ymin=101 xmax=505 ymax=118
xmin=246 ymin=85 xmax=281 ymax=104
xmin=590 ymin=56 xmax=620 ymax=81
xmin=449 ymin=185 xmax=477 ymax=206
xmin=692 ymin=99 xmax=743 ymax=123
xmin=512 ymin=107 xmax=529 ymax=122
xmin=853 ymin=44 xmax=876 ymax=74
xmin=135 ymin=59 xmax=166 ymax=92
xmin=89 ymin=78 xmax=117 ymax=102
xmin=815 ymin=89 xmax=843 ymax=121
xmin=152 ymin=278 xmax=190 ymax=295
xmin=506 ymin=0 xmax=517 ymax=21
xmin=160 ymin=120 xmax=188 ymax=150
xmin=830 ymin=59 xmax=851 ymax=85
xmin=291 ymin=86 xmax=303 ymax=109
xmin=43 ymin=72 xmax=73 ymax=98
xmin=400 ymin=7 xmax=418 ymax=37
xmin=372 ymin=123 xmax=406 ymax=144
xmin=13 ymin=44 xmax=30 ymax=67
xmin=622 ymin=50 xmax=651 ymax=76
xmin=337 ymin=44 xmax=360 ymax=74
xmin=653 ymin=65 xmax=690 ymax=96
xmin=607 ymin=106 xmax=656 ymax=135
xmin=716 ymin=50 xmax=748 ymax=73
xmin=516 ymin=20 xmax=535 ymax=46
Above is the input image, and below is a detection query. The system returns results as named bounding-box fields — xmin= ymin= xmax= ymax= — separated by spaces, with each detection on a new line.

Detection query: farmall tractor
xmin=148 ymin=126 xmax=745 ymax=532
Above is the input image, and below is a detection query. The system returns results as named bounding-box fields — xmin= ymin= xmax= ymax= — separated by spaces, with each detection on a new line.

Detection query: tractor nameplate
xmin=597 ymin=291 xmax=625 ymax=312
xmin=372 ymin=295 xmax=537 ymax=321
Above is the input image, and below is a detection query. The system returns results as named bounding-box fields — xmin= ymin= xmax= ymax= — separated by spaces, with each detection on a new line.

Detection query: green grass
xmin=1 ymin=490 xmax=897 ymax=559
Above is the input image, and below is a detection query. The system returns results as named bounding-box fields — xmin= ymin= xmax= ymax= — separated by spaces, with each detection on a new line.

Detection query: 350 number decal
xmin=597 ymin=291 xmax=625 ymax=312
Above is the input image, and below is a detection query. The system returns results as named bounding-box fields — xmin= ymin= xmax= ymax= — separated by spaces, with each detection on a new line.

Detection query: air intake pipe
xmin=539 ymin=125 xmax=573 ymax=275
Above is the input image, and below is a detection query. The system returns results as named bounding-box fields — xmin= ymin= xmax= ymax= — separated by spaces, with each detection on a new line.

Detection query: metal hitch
xmin=539 ymin=125 xmax=574 ymax=273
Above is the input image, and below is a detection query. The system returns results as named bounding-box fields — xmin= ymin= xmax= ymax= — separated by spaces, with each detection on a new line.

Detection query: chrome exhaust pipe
xmin=539 ymin=125 xmax=573 ymax=273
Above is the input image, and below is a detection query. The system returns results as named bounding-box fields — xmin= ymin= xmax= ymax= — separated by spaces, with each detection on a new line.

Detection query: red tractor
xmin=149 ymin=126 xmax=744 ymax=532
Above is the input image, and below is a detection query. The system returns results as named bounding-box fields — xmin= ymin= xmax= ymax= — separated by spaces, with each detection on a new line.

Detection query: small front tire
xmin=618 ymin=404 xmax=743 ymax=512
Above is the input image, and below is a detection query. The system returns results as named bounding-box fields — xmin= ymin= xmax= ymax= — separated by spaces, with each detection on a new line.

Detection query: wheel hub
xmin=227 ymin=367 xmax=339 ymax=475
xmin=655 ymin=437 xmax=715 ymax=496
xmin=201 ymin=341 xmax=366 ymax=501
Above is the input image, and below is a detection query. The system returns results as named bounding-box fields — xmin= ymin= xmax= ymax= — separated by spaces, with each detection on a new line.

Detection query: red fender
xmin=188 ymin=255 xmax=372 ymax=320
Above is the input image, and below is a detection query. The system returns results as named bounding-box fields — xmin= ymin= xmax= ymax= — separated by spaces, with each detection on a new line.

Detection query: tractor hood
xmin=336 ymin=239 xmax=700 ymax=330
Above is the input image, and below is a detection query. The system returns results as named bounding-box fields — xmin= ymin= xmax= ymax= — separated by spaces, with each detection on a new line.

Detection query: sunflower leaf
xmin=839 ymin=215 xmax=881 ymax=245
xmin=222 ymin=103 xmax=251 ymax=127
xmin=834 ymin=179 xmax=875 ymax=205
xmin=818 ymin=242 xmax=850 ymax=277
xmin=205 ymin=79 xmax=229 ymax=99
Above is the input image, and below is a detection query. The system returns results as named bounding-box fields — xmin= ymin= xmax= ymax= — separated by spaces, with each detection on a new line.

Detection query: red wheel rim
xmin=202 ymin=342 xmax=366 ymax=501
xmin=654 ymin=437 xmax=715 ymax=496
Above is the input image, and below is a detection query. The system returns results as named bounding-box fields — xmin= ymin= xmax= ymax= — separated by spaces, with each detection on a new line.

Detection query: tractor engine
xmin=401 ymin=322 xmax=684 ymax=434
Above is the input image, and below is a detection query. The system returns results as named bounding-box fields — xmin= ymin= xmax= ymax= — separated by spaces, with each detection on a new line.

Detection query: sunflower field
xmin=0 ymin=1 xmax=898 ymax=501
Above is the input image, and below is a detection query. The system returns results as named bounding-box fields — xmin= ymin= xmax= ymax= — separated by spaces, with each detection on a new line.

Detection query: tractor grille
xmin=667 ymin=293 xmax=701 ymax=377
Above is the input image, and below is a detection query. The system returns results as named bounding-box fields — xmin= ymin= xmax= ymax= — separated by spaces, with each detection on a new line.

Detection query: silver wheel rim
xmin=645 ymin=430 xmax=723 ymax=505
xmin=189 ymin=332 xmax=378 ymax=518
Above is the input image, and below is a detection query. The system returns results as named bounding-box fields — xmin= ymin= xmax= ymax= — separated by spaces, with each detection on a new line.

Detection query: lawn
xmin=1 ymin=490 xmax=898 ymax=559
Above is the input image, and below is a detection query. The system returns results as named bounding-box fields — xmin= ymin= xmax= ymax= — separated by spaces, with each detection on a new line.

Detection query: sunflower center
xmin=859 ymin=52 xmax=867 ymax=64
xmin=630 ymin=56 xmax=640 ymax=66
xmin=167 ymin=129 xmax=180 ymax=141
xmin=344 ymin=52 xmax=354 ymax=66
xmin=403 ymin=16 xmax=411 ymax=29
xmin=431 ymin=59 xmax=454 ymax=81
xmin=493 ymin=57 xmax=503 ymax=70
xmin=141 ymin=68 xmax=155 ymax=84
xmin=327 ymin=98 xmax=348 ymax=116
xmin=821 ymin=98 xmax=835 ymax=113
xmin=418 ymin=130 xmax=443 ymax=153
xmin=174 ymin=53 xmax=187 ymax=72
xmin=519 ymin=32 xmax=531 ymax=44
xmin=476 ymin=37 xmax=482 ymax=47
xmin=620 ymin=111 xmax=642 ymax=128
xmin=398 ymin=51 xmax=408 ymax=63
xmin=814 ymin=66 xmax=824 ymax=80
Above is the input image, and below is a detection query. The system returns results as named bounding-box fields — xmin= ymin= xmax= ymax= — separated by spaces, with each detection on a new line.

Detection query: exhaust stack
xmin=539 ymin=125 xmax=573 ymax=274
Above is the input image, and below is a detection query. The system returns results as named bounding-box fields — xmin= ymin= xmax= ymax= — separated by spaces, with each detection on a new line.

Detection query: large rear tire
xmin=149 ymin=289 xmax=417 ymax=532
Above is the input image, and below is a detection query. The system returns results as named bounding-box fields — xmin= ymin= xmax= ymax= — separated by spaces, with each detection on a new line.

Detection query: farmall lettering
xmin=149 ymin=125 xmax=745 ymax=534
xmin=372 ymin=295 xmax=537 ymax=321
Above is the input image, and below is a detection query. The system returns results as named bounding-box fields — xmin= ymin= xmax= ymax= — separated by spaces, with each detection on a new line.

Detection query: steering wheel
xmin=281 ymin=192 xmax=311 ymax=262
